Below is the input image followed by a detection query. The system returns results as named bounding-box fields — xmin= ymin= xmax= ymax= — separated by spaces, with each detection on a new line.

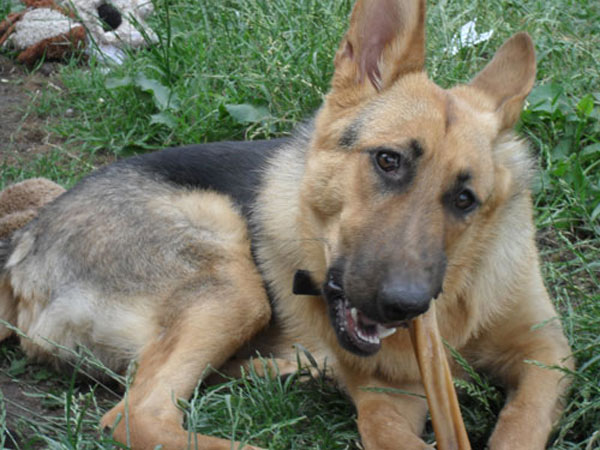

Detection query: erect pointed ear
xmin=470 ymin=32 xmax=536 ymax=130
xmin=332 ymin=0 xmax=426 ymax=94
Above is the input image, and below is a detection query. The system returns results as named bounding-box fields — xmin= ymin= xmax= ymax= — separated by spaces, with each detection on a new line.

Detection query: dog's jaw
xmin=323 ymin=268 xmax=404 ymax=357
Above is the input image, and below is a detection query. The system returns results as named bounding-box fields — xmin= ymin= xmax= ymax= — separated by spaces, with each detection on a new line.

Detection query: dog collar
xmin=293 ymin=270 xmax=321 ymax=296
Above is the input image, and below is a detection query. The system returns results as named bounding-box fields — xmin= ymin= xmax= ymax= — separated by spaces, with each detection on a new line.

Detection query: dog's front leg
xmin=344 ymin=372 xmax=432 ymax=449
xmin=486 ymin=334 xmax=572 ymax=450
xmin=468 ymin=290 xmax=572 ymax=449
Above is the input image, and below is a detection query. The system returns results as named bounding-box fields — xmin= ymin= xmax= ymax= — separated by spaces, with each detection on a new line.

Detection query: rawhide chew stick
xmin=409 ymin=303 xmax=471 ymax=450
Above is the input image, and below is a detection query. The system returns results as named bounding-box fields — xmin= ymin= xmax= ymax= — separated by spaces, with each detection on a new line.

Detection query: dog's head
xmin=299 ymin=0 xmax=536 ymax=356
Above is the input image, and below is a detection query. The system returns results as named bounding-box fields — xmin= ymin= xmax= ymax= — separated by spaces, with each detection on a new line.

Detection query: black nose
xmin=377 ymin=279 xmax=441 ymax=322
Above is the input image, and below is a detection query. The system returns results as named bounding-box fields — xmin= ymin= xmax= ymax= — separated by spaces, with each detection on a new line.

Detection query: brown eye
xmin=376 ymin=151 xmax=402 ymax=172
xmin=454 ymin=189 xmax=476 ymax=211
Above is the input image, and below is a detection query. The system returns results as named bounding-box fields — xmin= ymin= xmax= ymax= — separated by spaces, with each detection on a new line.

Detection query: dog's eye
xmin=454 ymin=189 xmax=476 ymax=212
xmin=375 ymin=151 xmax=402 ymax=172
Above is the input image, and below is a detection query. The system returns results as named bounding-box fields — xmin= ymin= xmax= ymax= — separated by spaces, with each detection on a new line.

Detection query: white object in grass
xmin=446 ymin=19 xmax=493 ymax=56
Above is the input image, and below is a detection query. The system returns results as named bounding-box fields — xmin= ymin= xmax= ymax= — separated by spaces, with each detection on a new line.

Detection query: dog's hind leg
xmin=101 ymin=270 xmax=270 ymax=450
xmin=100 ymin=192 xmax=271 ymax=449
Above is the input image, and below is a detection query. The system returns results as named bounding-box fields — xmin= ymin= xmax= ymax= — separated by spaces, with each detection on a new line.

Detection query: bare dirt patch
xmin=0 ymin=56 xmax=114 ymax=447
xmin=0 ymin=55 xmax=64 ymax=167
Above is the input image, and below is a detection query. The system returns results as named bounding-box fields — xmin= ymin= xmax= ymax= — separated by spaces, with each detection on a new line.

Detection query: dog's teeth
xmin=377 ymin=324 xmax=397 ymax=339
xmin=350 ymin=307 xmax=358 ymax=324
xmin=356 ymin=328 xmax=380 ymax=345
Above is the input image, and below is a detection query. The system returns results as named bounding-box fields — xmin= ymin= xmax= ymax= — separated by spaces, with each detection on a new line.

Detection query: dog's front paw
xmin=488 ymin=401 xmax=552 ymax=450
xmin=361 ymin=432 xmax=433 ymax=450
xmin=359 ymin=415 xmax=432 ymax=450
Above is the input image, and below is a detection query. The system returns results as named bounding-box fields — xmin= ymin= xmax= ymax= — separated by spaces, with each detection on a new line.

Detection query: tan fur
xmin=97 ymin=193 xmax=271 ymax=449
xmin=256 ymin=2 xmax=571 ymax=449
xmin=0 ymin=178 xmax=65 ymax=340
xmin=0 ymin=276 xmax=17 ymax=341
xmin=0 ymin=0 xmax=572 ymax=448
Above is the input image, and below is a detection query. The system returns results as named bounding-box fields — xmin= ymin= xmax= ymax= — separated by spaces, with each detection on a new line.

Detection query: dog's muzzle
xmin=293 ymin=267 xmax=441 ymax=357
xmin=321 ymin=268 xmax=410 ymax=357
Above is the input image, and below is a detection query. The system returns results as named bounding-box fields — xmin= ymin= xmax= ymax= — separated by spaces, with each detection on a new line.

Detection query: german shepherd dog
xmin=0 ymin=0 xmax=572 ymax=448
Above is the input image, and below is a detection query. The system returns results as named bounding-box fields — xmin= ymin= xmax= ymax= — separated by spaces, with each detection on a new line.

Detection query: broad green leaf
xmin=582 ymin=143 xmax=600 ymax=157
xmin=105 ymin=74 xmax=180 ymax=112
xmin=551 ymin=139 xmax=571 ymax=161
xmin=150 ymin=111 xmax=177 ymax=128
xmin=225 ymin=103 xmax=270 ymax=124
xmin=577 ymin=94 xmax=594 ymax=118
xmin=105 ymin=76 xmax=134 ymax=89
xmin=8 ymin=358 xmax=27 ymax=377
xmin=134 ymin=73 xmax=181 ymax=112
xmin=526 ymin=83 xmax=563 ymax=113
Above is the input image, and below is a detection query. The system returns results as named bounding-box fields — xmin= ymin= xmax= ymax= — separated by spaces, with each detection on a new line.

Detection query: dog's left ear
xmin=470 ymin=32 xmax=536 ymax=130
xmin=332 ymin=0 xmax=426 ymax=94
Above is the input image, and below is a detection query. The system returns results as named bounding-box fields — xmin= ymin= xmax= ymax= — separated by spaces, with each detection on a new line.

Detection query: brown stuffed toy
xmin=0 ymin=0 xmax=86 ymax=66
xmin=0 ymin=178 xmax=65 ymax=239
xmin=0 ymin=0 xmax=157 ymax=66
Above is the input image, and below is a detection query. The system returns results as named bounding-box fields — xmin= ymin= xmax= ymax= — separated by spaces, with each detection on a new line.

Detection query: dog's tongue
xmin=355 ymin=308 xmax=377 ymax=326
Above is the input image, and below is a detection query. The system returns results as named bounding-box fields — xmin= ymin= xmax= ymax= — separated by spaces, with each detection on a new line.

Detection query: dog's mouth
xmin=322 ymin=271 xmax=405 ymax=357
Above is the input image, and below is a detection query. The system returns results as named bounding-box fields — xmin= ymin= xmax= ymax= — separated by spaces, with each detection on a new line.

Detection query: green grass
xmin=1 ymin=0 xmax=599 ymax=448
xmin=185 ymin=361 xmax=359 ymax=449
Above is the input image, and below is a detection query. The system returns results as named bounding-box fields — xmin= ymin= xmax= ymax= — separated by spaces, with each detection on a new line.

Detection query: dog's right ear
xmin=331 ymin=0 xmax=425 ymax=99
xmin=469 ymin=32 xmax=536 ymax=131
